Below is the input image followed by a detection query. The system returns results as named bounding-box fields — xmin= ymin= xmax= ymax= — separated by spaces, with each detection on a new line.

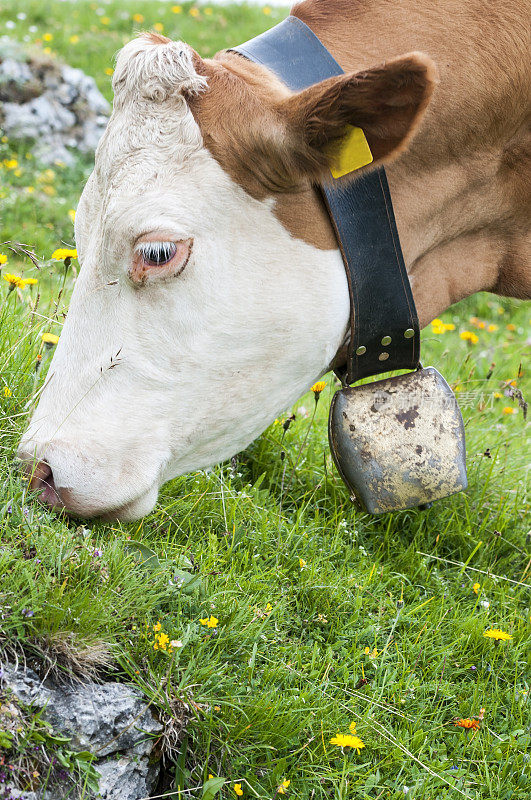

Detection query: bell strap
xmin=231 ymin=16 xmax=420 ymax=384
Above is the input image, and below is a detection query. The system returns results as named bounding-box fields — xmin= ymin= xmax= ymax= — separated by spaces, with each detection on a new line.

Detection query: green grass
xmin=1 ymin=3 xmax=530 ymax=799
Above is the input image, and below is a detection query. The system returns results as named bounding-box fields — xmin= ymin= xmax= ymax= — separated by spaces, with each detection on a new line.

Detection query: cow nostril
xmin=28 ymin=460 xmax=51 ymax=490
xmin=26 ymin=460 xmax=62 ymax=507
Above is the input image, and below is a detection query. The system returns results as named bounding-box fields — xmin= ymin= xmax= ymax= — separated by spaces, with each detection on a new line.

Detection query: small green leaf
xmin=202 ymin=776 xmax=226 ymax=799
xmin=124 ymin=540 xmax=161 ymax=569
xmin=175 ymin=554 xmax=194 ymax=570
xmin=75 ymin=750 xmax=96 ymax=762
xmin=170 ymin=569 xmax=203 ymax=595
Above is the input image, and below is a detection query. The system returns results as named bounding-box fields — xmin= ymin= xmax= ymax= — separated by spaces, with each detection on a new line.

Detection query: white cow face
xmin=18 ymin=35 xmax=434 ymax=519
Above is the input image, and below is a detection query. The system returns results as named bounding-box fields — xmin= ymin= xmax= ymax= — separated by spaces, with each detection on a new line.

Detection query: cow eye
xmin=137 ymin=241 xmax=178 ymax=266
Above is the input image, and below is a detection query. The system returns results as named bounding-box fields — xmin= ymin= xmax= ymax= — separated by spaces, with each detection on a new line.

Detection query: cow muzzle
xmin=17 ymin=441 xmax=160 ymax=521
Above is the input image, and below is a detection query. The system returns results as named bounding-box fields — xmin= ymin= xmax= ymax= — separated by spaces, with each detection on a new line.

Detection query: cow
xmin=18 ymin=0 xmax=530 ymax=520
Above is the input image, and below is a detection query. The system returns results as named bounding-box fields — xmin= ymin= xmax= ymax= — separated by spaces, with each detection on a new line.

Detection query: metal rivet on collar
xmin=379 ymin=352 xmax=389 ymax=361
xmin=356 ymin=345 xmax=366 ymax=355
xmin=404 ymin=328 xmax=415 ymax=338
xmin=381 ymin=335 xmax=392 ymax=346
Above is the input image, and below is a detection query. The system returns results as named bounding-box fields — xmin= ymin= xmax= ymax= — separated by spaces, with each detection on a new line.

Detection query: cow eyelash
xmin=136 ymin=241 xmax=178 ymax=266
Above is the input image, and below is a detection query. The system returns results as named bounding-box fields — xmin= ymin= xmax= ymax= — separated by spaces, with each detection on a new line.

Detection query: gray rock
xmin=1 ymin=665 xmax=162 ymax=758
xmin=1 ymin=664 xmax=163 ymax=800
xmin=0 ymin=57 xmax=40 ymax=103
xmin=39 ymin=681 xmax=163 ymax=757
xmin=53 ymin=79 xmax=79 ymax=106
xmin=4 ymin=785 xmax=38 ymax=800
xmin=1 ymin=40 xmax=111 ymax=162
xmin=60 ymin=65 xmax=110 ymax=115
xmin=94 ymin=755 xmax=160 ymax=800
xmin=78 ymin=117 xmax=108 ymax=153
xmin=0 ymin=665 xmax=51 ymax=706
xmin=32 ymin=134 xmax=76 ymax=166
xmin=3 ymin=93 xmax=76 ymax=138
xmin=0 ymin=57 xmax=33 ymax=85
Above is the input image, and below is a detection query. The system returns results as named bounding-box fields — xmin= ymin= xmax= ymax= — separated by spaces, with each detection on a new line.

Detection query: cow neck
xmin=231 ymin=16 xmax=420 ymax=386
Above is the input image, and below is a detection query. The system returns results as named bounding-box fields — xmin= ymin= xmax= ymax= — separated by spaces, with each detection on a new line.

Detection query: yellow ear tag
xmin=330 ymin=125 xmax=373 ymax=179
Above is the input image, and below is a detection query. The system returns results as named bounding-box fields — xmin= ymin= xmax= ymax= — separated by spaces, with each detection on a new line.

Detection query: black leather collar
xmin=232 ymin=16 xmax=421 ymax=385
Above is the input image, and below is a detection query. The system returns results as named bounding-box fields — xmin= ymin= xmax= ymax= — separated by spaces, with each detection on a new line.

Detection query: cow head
xmin=18 ymin=33 xmax=435 ymax=520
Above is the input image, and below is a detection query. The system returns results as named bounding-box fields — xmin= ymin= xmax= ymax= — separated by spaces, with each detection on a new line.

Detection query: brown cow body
xmin=194 ymin=0 xmax=531 ymax=330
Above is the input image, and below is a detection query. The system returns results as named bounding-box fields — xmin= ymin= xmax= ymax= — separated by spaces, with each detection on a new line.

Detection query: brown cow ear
xmin=276 ymin=52 xmax=437 ymax=185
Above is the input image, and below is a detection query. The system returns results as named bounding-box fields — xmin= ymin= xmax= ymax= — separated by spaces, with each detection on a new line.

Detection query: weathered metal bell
xmin=328 ymin=367 xmax=467 ymax=513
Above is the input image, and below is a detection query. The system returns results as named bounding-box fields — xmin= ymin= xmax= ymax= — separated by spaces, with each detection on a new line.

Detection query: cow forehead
xmin=95 ymin=102 xmax=204 ymax=192
xmin=94 ymin=34 xmax=208 ymax=189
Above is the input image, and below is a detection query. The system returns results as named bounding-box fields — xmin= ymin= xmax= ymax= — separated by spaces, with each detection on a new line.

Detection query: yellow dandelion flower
xmin=263 ymin=6 xmax=272 ymax=14
xmin=473 ymin=582 xmax=480 ymax=595
xmin=133 ymin=13 xmax=145 ymax=23
xmin=189 ymin=7 xmax=200 ymax=17
xmin=330 ymin=733 xmax=365 ymax=753
xmin=51 ymin=248 xmax=77 ymax=260
xmin=200 ymin=615 xmax=218 ymax=628
xmin=506 ymin=323 xmax=516 ymax=331
xmin=25 ymin=278 xmax=37 ymax=286
xmin=68 ymin=209 xmax=76 ymax=223
xmin=3 ymin=158 xmax=18 ymax=169
xmin=277 ymin=779 xmax=290 ymax=794
xmin=43 ymin=47 xmax=52 ymax=55
xmin=157 ymin=632 xmax=170 ymax=649
xmin=311 ymin=380 xmax=326 ymax=396
xmin=41 ymin=333 xmax=59 ymax=346
xmin=43 ymin=33 xmax=53 ymax=42
xmin=493 ymin=392 xmax=503 ymax=399
xmin=0 ymin=254 xmax=8 ymax=265
xmin=430 ymin=318 xmax=446 ymax=334
xmin=3 ymin=273 xmax=26 ymax=289
xmin=204 ymin=7 xmax=213 ymax=15
xmin=3 ymin=387 xmax=12 ymax=398
xmin=299 ymin=558 xmax=307 ymax=568
xmin=42 ymin=185 xmax=56 ymax=196
xmin=483 ymin=628 xmax=512 ymax=641
xmin=234 ymin=783 xmax=243 ymax=797
xmin=502 ymin=406 xmax=516 ymax=415
xmin=154 ymin=22 xmax=164 ymax=32
xmin=460 ymin=331 xmax=479 ymax=344
xmin=25 ymin=186 xmax=35 ymax=193
xmin=487 ymin=324 xmax=498 ymax=332
xmin=153 ymin=621 xmax=162 ymax=632
xmin=69 ymin=35 xmax=80 ymax=44
xmin=432 ymin=320 xmax=456 ymax=333
xmin=101 ymin=17 xmax=111 ymax=25
xmin=171 ymin=5 xmax=182 ymax=13
xmin=105 ymin=67 xmax=114 ymax=76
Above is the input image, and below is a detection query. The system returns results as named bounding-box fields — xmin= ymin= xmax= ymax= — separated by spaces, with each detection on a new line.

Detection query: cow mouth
xmin=21 ymin=458 xmax=159 ymax=521
xmin=97 ymin=487 xmax=160 ymax=521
